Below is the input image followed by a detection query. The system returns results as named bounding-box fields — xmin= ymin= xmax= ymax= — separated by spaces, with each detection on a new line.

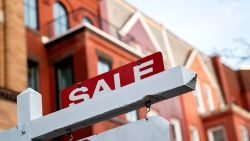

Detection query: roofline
xmin=201 ymin=104 xmax=250 ymax=120
xmin=117 ymin=0 xmax=163 ymax=30
xmin=239 ymin=65 xmax=250 ymax=70
xmin=119 ymin=11 xmax=162 ymax=52
xmin=44 ymin=23 xmax=144 ymax=58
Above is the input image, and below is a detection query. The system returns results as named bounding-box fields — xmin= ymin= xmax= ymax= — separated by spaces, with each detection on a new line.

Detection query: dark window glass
xmin=98 ymin=58 xmax=111 ymax=75
xmin=212 ymin=129 xmax=226 ymax=141
xmin=55 ymin=57 xmax=74 ymax=109
xmin=53 ymin=2 xmax=68 ymax=36
xmin=82 ymin=17 xmax=93 ymax=25
xmin=24 ymin=0 xmax=38 ymax=30
xmin=28 ymin=60 xmax=39 ymax=90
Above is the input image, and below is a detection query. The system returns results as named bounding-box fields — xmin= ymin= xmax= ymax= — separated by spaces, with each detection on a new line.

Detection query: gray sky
xmin=125 ymin=0 xmax=250 ymax=69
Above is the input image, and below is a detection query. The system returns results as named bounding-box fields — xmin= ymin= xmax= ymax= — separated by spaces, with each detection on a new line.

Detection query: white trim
xmin=146 ymin=108 xmax=159 ymax=118
xmin=240 ymin=125 xmax=249 ymax=141
xmin=161 ymin=26 xmax=176 ymax=67
xmin=207 ymin=125 xmax=227 ymax=141
xmin=119 ymin=11 xmax=162 ymax=52
xmin=170 ymin=118 xmax=183 ymax=141
xmin=197 ymin=55 xmax=217 ymax=88
xmin=189 ymin=125 xmax=200 ymax=141
xmin=232 ymin=104 xmax=250 ymax=119
xmin=44 ymin=23 xmax=144 ymax=58
xmin=204 ymin=83 xmax=215 ymax=111
xmin=195 ymin=80 xmax=206 ymax=113
xmin=240 ymin=65 xmax=250 ymax=70
xmin=119 ymin=12 xmax=141 ymax=37
xmin=185 ymin=50 xmax=217 ymax=88
xmin=41 ymin=36 xmax=49 ymax=43
xmin=185 ymin=50 xmax=197 ymax=69
xmin=126 ymin=110 xmax=138 ymax=122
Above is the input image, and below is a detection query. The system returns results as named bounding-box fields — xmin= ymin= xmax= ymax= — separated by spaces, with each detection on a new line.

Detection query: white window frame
xmin=125 ymin=110 xmax=138 ymax=122
xmin=240 ymin=125 xmax=249 ymax=141
xmin=204 ymin=84 xmax=215 ymax=111
xmin=146 ymin=108 xmax=159 ymax=118
xmin=194 ymin=80 xmax=205 ymax=113
xmin=190 ymin=125 xmax=200 ymax=141
xmin=170 ymin=118 xmax=183 ymax=141
xmin=208 ymin=126 xmax=227 ymax=141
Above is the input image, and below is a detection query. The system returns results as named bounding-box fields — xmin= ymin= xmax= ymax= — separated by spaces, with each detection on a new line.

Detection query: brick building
xmin=0 ymin=0 xmax=249 ymax=141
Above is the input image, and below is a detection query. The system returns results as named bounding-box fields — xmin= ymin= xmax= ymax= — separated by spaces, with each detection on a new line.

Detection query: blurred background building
xmin=0 ymin=0 xmax=249 ymax=141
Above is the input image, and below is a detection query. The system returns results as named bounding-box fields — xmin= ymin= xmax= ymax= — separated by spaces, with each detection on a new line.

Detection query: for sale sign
xmin=80 ymin=116 xmax=170 ymax=141
xmin=61 ymin=52 xmax=164 ymax=108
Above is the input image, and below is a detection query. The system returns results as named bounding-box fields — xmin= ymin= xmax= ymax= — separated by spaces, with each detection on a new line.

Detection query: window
xmin=82 ymin=17 xmax=93 ymax=25
xmin=146 ymin=108 xmax=159 ymax=118
xmin=204 ymin=84 xmax=215 ymax=111
xmin=170 ymin=118 xmax=183 ymax=141
xmin=55 ymin=57 xmax=74 ymax=109
xmin=126 ymin=110 xmax=138 ymax=122
xmin=194 ymin=80 xmax=205 ymax=113
xmin=28 ymin=60 xmax=39 ymax=91
xmin=53 ymin=2 xmax=68 ymax=36
xmin=24 ymin=0 xmax=38 ymax=29
xmin=98 ymin=58 xmax=111 ymax=75
xmin=240 ymin=126 xmax=249 ymax=141
xmin=208 ymin=126 xmax=227 ymax=141
xmin=190 ymin=126 xmax=200 ymax=141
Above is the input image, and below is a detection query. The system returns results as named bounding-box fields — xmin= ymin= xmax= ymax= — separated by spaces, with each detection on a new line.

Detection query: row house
xmin=0 ymin=0 xmax=249 ymax=141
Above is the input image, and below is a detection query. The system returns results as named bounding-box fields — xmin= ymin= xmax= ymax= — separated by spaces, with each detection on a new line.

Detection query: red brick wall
xmin=27 ymin=0 xmax=101 ymax=115
xmin=202 ymin=111 xmax=237 ymax=141
xmin=212 ymin=57 xmax=246 ymax=109
xmin=239 ymin=70 xmax=250 ymax=111
xmin=202 ymin=108 xmax=250 ymax=141
xmin=181 ymin=55 xmax=223 ymax=141
xmin=37 ymin=0 xmax=99 ymax=36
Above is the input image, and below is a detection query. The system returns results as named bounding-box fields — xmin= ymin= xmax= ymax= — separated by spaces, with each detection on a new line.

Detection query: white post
xmin=17 ymin=88 xmax=43 ymax=140
xmin=0 ymin=88 xmax=43 ymax=141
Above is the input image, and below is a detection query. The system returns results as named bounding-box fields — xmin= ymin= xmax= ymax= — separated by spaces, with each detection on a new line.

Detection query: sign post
xmin=0 ymin=53 xmax=197 ymax=141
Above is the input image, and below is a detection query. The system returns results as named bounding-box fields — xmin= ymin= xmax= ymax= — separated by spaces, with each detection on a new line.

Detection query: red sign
xmin=61 ymin=52 xmax=164 ymax=108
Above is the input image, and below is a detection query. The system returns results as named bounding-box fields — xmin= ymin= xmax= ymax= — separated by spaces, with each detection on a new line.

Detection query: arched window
xmin=53 ymin=2 xmax=68 ymax=36
xmin=82 ymin=17 xmax=93 ymax=25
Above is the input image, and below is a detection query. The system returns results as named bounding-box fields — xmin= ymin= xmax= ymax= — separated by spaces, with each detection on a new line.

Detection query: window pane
xmin=29 ymin=0 xmax=36 ymax=8
xmin=194 ymin=81 xmax=205 ymax=113
xmin=83 ymin=17 xmax=93 ymax=25
xmin=204 ymin=84 xmax=215 ymax=111
xmin=170 ymin=119 xmax=183 ymax=141
xmin=55 ymin=57 xmax=74 ymax=109
xmin=24 ymin=5 xmax=29 ymax=26
xmin=53 ymin=3 xmax=68 ymax=36
xmin=24 ymin=0 xmax=38 ymax=30
xmin=28 ymin=61 xmax=39 ymax=91
xmin=30 ymin=9 xmax=38 ymax=29
xmin=126 ymin=110 xmax=138 ymax=122
xmin=213 ymin=129 xmax=226 ymax=141
xmin=98 ymin=58 xmax=111 ymax=75
xmin=190 ymin=127 xmax=200 ymax=141
xmin=240 ymin=126 xmax=249 ymax=141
